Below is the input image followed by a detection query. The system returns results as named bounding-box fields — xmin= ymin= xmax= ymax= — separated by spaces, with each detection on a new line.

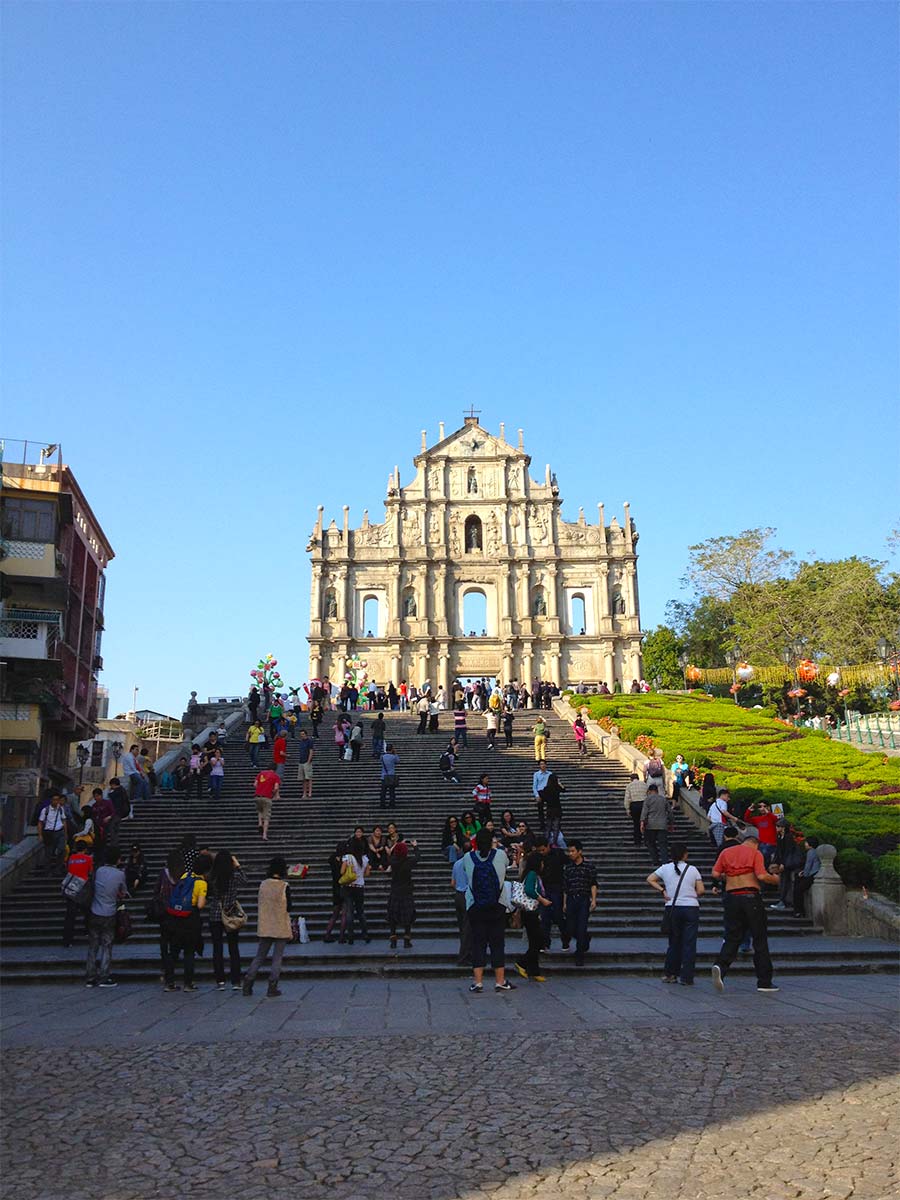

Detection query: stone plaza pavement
xmin=2 ymin=974 xmax=898 ymax=1200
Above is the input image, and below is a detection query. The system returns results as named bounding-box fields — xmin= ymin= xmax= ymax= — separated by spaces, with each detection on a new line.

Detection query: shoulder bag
xmin=220 ymin=899 xmax=247 ymax=933
xmin=660 ymin=864 xmax=690 ymax=934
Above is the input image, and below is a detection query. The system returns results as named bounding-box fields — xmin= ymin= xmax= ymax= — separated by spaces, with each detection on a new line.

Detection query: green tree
xmin=685 ymin=527 xmax=793 ymax=600
xmin=666 ymin=595 xmax=734 ymax=666
xmin=641 ymin=626 xmax=684 ymax=688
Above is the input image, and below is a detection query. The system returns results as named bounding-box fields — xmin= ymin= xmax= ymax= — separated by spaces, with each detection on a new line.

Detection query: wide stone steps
xmin=4 ymin=707 xmax=891 ymax=981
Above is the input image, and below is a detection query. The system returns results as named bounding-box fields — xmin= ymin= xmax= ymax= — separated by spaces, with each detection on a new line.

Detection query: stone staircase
xmin=2 ymin=709 xmax=897 ymax=982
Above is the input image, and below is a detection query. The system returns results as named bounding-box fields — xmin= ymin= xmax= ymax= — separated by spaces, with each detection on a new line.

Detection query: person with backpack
xmin=150 ymin=848 xmax=183 ymax=982
xmin=207 ymin=850 xmax=247 ymax=991
xmin=462 ymin=827 xmax=514 ymax=993
xmin=340 ymin=837 xmax=372 ymax=944
xmin=349 ymin=720 xmax=364 ymax=761
xmin=162 ymin=850 xmax=213 ymax=993
xmin=61 ymin=836 xmax=94 ymax=946
xmin=386 ymin=839 xmax=418 ymax=949
xmin=243 ymin=856 xmax=293 ymax=997
xmin=484 ymin=707 xmax=498 ymax=749
xmin=85 ymin=845 xmax=129 ymax=988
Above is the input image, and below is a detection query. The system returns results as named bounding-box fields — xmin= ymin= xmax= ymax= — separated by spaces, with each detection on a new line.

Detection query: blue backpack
xmin=469 ymin=849 xmax=501 ymax=908
xmin=165 ymin=873 xmax=197 ymax=918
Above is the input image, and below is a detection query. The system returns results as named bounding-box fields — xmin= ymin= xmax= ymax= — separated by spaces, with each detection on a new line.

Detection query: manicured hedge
xmin=873 ymin=852 xmax=900 ymax=903
xmin=573 ymin=693 xmax=900 ymax=882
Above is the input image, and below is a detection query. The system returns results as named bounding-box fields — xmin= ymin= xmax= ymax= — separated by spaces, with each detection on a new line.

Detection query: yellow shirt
xmin=180 ymin=873 xmax=207 ymax=906
xmin=248 ymin=725 xmax=264 ymax=744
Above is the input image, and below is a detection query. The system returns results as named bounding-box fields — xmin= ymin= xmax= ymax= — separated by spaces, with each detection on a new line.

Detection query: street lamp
xmin=75 ymin=743 xmax=89 ymax=784
xmin=877 ymin=634 xmax=900 ymax=699
xmin=110 ymin=740 xmax=123 ymax=779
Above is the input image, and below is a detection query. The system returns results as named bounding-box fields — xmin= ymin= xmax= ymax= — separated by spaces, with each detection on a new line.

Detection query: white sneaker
xmin=711 ymin=964 xmax=724 ymax=992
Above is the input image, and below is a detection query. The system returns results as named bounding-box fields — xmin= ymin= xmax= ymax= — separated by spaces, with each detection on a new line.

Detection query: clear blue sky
xmin=3 ymin=1 xmax=897 ymax=716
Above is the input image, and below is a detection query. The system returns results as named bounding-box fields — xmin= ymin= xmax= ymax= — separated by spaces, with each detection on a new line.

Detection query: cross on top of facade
xmin=462 ymin=404 xmax=482 ymax=425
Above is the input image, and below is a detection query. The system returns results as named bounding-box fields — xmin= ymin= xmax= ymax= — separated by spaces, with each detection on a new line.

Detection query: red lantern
xmin=685 ymin=665 xmax=702 ymax=684
xmin=797 ymin=659 xmax=818 ymax=683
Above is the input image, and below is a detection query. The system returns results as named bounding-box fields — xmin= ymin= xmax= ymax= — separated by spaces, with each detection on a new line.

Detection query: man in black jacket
xmin=537 ymin=837 xmax=569 ymax=951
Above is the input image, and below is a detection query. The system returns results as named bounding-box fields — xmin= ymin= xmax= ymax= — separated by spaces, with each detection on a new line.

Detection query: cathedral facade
xmin=306 ymin=416 xmax=643 ymax=692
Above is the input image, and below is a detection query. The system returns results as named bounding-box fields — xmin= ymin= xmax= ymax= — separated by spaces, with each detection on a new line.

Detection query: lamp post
xmin=783 ymin=643 xmax=804 ymax=718
xmin=75 ymin=743 xmax=89 ymax=784
xmin=877 ymin=634 xmax=900 ymax=700
xmin=678 ymin=652 xmax=689 ymax=692
xmin=110 ymin=740 xmax=123 ymax=781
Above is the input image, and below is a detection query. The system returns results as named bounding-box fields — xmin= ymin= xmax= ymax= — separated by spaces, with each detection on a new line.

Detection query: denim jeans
xmin=455 ymin=728 xmax=467 ymax=746
xmin=539 ymin=886 xmax=567 ymax=947
xmin=445 ymin=843 xmax=461 ymax=864
xmin=372 ymin=736 xmax=385 ymax=758
xmin=210 ymin=775 xmax=224 ymax=800
xmin=249 ymin=743 xmax=259 ymax=767
xmin=565 ymin=894 xmax=591 ymax=964
xmin=664 ymin=906 xmax=700 ymax=982
xmin=128 ymin=774 xmax=150 ymax=803
xmin=85 ymin=914 xmax=116 ymax=982
xmin=342 ymin=887 xmax=368 ymax=939
xmin=42 ymin=829 xmax=66 ymax=871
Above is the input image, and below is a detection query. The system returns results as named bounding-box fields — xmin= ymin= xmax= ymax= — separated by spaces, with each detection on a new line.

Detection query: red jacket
xmin=273 ymin=736 xmax=287 ymax=765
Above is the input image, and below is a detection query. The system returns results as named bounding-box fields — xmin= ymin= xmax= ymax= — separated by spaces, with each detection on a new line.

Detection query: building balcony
xmin=0 ymin=539 xmax=57 ymax=578
xmin=0 ymin=619 xmax=60 ymax=662
xmin=0 ymin=702 xmax=42 ymax=743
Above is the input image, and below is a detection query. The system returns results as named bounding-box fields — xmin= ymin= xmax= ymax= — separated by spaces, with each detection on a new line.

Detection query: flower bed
xmin=572 ymin=693 xmax=900 ymax=868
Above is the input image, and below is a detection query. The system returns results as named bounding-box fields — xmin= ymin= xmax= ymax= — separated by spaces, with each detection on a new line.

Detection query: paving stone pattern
xmin=2 ymin=977 xmax=898 ymax=1200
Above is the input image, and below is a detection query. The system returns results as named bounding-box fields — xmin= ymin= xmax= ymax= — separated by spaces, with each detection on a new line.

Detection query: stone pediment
xmin=420 ymin=423 xmax=523 ymax=464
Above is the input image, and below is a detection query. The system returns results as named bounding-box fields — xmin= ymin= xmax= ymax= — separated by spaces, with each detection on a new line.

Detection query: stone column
xmin=439 ymin=647 xmax=450 ymax=696
xmin=391 ymin=653 xmax=401 ymax=687
xmin=604 ymin=647 xmax=615 ymax=691
xmin=630 ymin=644 xmax=642 ymax=685
xmin=809 ymin=845 xmax=848 ymax=934
xmin=625 ymin=564 xmax=637 ymax=618
xmin=502 ymin=648 xmax=513 ymax=684
xmin=546 ymin=563 xmax=559 ymax=619
xmin=337 ymin=652 xmax=347 ymax=686
xmin=521 ymin=643 xmax=533 ymax=692
xmin=310 ymin=564 xmax=323 ymax=629
xmin=337 ymin=568 xmax=351 ymax=637
xmin=310 ymin=652 xmax=322 ymax=680
xmin=549 ymin=644 xmax=561 ymax=687
xmin=598 ymin=563 xmax=611 ymax=623
xmin=418 ymin=647 xmax=430 ymax=690
xmin=434 ymin=564 xmax=449 ymax=636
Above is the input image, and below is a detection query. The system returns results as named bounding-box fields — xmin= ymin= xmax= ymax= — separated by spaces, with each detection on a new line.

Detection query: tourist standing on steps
xmin=323 ymin=841 xmax=349 ymax=943
xmin=484 ymin=707 xmax=498 ymax=749
xmin=272 ymin=729 xmax=287 ymax=779
xmin=646 ymin=843 xmax=704 ymax=986
xmin=472 ymin=773 xmax=493 ymax=825
xmin=453 ymin=703 xmax=468 ymax=748
xmin=379 ymin=743 xmax=400 ymax=808
xmin=515 ymin=849 xmax=552 ymax=982
xmin=540 ymin=770 xmax=565 ymax=845
xmin=532 ymin=760 xmax=550 ymax=831
xmin=563 ymin=840 xmax=597 ymax=967
xmin=532 ymin=716 xmax=548 ymax=762
xmin=208 ymin=749 xmax=225 ymax=800
xmin=416 ymin=694 xmax=429 ymax=734
xmin=188 ymin=744 xmax=204 ymax=800
xmin=207 ymin=850 xmax=247 ymax=991
xmin=428 ymin=696 xmax=440 ymax=734
xmin=247 ymin=686 xmax=261 ymax=724
xmin=624 ymin=773 xmax=648 ymax=847
xmin=309 ymin=700 xmax=322 ymax=739
xmin=536 ymin=836 xmax=569 ymax=951
xmin=640 ymin=784 xmax=670 ymax=867
xmin=371 ymin=712 xmax=386 ymax=759
xmin=708 ymin=788 xmax=741 ymax=849
xmin=254 ymin=768 xmax=280 ymax=840
xmin=121 ymin=744 xmax=150 ymax=805
xmin=163 ymin=851 xmax=212 ymax=993
xmin=451 ymin=850 xmax=473 ymax=966
xmin=62 ymin=836 xmax=94 ymax=947
xmin=37 ymin=791 xmax=71 ymax=875
xmin=711 ymin=828 xmax=781 ymax=993
xmin=349 ymin=719 xmax=364 ymax=761
xmin=243 ymin=856 xmax=292 ymax=998
xmin=296 ymin=729 xmax=315 ymax=799
xmin=502 ymin=707 xmax=514 ymax=748
xmin=341 ymin=837 xmax=371 ymax=944
xmin=463 ymin=827 xmax=514 ymax=993
xmin=85 ymin=845 xmax=129 ymax=988
xmin=386 ymin=839 xmax=418 ymax=948
xmin=573 ymin=715 xmax=587 ymax=755
xmin=246 ymin=720 xmax=265 ymax=768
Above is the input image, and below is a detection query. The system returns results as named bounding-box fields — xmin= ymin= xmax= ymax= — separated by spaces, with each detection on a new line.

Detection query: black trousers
xmin=210 ymin=920 xmax=242 ymax=984
xmin=379 ymin=776 xmax=397 ymax=807
xmin=628 ymin=802 xmax=644 ymax=846
xmin=644 ymin=828 xmax=668 ymax=866
xmin=714 ymin=893 xmax=773 ymax=987
xmin=454 ymin=892 xmax=473 ymax=964
xmin=516 ymin=909 xmax=543 ymax=977
xmin=63 ymin=898 xmax=87 ymax=945
xmin=468 ymin=903 xmax=506 ymax=970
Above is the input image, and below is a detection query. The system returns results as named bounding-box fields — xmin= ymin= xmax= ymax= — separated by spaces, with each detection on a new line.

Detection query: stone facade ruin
xmin=306 ymin=416 xmax=643 ymax=691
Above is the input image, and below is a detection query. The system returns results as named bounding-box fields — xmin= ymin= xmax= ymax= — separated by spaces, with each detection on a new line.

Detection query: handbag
xmin=220 ymin=899 xmax=247 ymax=933
xmin=660 ymin=862 xmax=690 ymax=934
xmin=290 ymin=915 xmax=310 ymax=944
xmin=511 ymin=880 xmax=539 ymax=912
xmin=114 ymin=905 xmax=133 ymax=943
xmin=338 ymin=861 xmax=357 ymax=887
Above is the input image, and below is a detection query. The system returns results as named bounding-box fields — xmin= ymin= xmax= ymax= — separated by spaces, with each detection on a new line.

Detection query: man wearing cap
xmin=711 ymin=826 xmax=782 ymax=993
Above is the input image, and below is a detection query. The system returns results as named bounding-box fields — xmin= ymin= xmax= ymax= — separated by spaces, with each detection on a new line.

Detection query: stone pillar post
xmin=310 ymin=564 xmax=323 ymax=629
xmin=502 ymin=648 xmax=513 ymax=684
xmin=546 ymin=563 xmax=559 ymax=619
xmin=550 ymin=644 xmax=561 ymax=687
xmin=391 ymin=568 xmax=402 ymax=632
xmin=598 ymin=563 xmax=611 ymax=623
xmin=391 ymin=654 xmax=401 ymax=687
xmin=418 ymin=647 xmax=430 ymax=691
xmin=337 ymin=653 xmax=347 ymax=686
xmin=625 ymin=564 xmax=637 ymax=617
xmin=337 ymin=568 xmax=351 ymax=637
xmin=310 ymin=653 xmax=322 ymax=680
xmin=810 ymin=844 xmax=848 ymax=934
xmin=521 ymin=643 xmax=533 ymax=693
xmin=604 ymin=648 xmax=615 ymax=691
xmin=439 ymin=648 xmax=450 ymax=697
xmin=435 ymin=565 xmax=448 ymax=636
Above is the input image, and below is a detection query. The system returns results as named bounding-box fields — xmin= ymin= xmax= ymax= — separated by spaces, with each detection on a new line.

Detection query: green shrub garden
xmin=571 ymin=692 xmax=900 ymax=892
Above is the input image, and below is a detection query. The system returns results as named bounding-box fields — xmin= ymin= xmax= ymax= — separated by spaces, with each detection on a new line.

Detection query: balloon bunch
xmin=826 ymin=671 xmax=841 ymax=688
xmin=250 ymin=653 xmax=283 ymax=692
xmin=736 ymin=662 xmax=755 ymax=682
xmin=345 ymin=657 xmax=369 ymax=691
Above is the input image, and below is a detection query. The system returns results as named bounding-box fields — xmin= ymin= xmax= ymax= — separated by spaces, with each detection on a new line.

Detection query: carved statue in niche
xmin=402 ymin=508 xmax=421 ymax=546
xmin=323 ymin=590 xmax=338 ymax=619
xmin=487 ymin=511 xmax=500 ymax=554
xmin=449 ymin=520 xmax=462 ymax=557
xmin=533 ymin=590 xmax=547 ymax=617
xmin=508 ymin=465 xmax=521 ymax=492
xmin=612 ymin=588 xmax=626 ymax=616
xmin=428 ymin=510 xmax=441 ymax=543
xmin=467 ymin=466 xmax=478 ymax=495
xmin=465 ymin=516 xmax=483 ymax=551
xmin=429 ymin=467 xmax=440 ymax=493
xmin=402 ymin=591 xmax=417 ymax=618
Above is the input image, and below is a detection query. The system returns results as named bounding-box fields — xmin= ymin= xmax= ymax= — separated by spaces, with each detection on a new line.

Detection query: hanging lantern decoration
xmin=889 ymin=699 xmax=900 ymax=712
xmin=685 ymin=665 xmax=702 ymax=684
xmin=736 ymin=662 xmax=755 ymax=682
xmin=787 ymin=687 xmax=807 ymax=698
xmin=796 ymin=659 xmax=818 ymax=683
xmin=826 ymin=670 xmax=841 ymax=688
xmin=837 ymin=688 xmax=850 ymax=698
xmin=728 ymin=682 xmax=741 ymax=695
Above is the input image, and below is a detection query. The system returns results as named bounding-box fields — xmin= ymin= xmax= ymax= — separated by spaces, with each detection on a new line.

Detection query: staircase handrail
xmin=150 ymin=707 xmax=247 ymax=777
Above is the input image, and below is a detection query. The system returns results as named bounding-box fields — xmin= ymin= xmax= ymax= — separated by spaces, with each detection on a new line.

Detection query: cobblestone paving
xmin=2 ymin=983 xmax=898 ymax=1200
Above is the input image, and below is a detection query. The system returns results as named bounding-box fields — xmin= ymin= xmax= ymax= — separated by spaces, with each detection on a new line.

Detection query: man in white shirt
xmin=708 ymin=788 xmax=741 ymax=848
xmin=121 ymin=744 xmax=150 ymax=803
xmin=646 ymin=843 xmax=705 ymax=985
xmin=532 ymin=761 xmax=551 ymax=831
xmin=416 ymin=694 xmax=429 ymax=735
xmin=37 ymin=791 xmax=71 ymax=874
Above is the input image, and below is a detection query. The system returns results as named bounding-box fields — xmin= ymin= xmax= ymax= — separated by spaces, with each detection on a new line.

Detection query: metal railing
xmin=832 ymin=713 xmax=899 ymax=751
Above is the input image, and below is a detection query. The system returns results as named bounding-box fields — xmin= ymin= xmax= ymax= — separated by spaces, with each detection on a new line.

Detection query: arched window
xmin=464 ymin=515 xmax=483 ymax=552
xmin=467 ymin=467 xmax=478 ymax=495
xmin=532 ymin=589 xmax=547 ymax=617
xmin=571 ymin=593 xmax=586 ymax=633
xmin=362 ymin=596 xmax=379 ymax=636
xmin=402 ymin=589 xmax=417 ymax=618
xmin=323 ymin=589 xmax=337 ymax=619
xmin=463 ymin=589 xmax=487 ymax=635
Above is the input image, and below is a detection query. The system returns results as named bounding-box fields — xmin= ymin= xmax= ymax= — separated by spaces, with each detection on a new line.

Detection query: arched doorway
xmin=571 ymin=593 xmax=586 ymax=633
xmin=462 ymin=588 xmax=487 ymax=637
xmin=362 ymin=595 xmax=379 ymax=636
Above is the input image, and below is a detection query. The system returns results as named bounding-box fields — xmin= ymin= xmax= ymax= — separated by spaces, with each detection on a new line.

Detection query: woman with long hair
xmin=460 ymin=810 xmax=481 ymax=846
xmin=368 ymin=825 xmax=389 ymax=872
xmin=441 ymin=815 xmax=466 ymax=864
xmin=242 ymin=856 xmax=292 ymax=998
xmin=341 ymin=836 xmax=371 ymax=944
xmin=323 ymin=840 xmax=350 ymax=942
xmin=207 ymin=848 xmax=247 ymax=991
xmin=514 ymin=850 xmax=552 ymax=982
